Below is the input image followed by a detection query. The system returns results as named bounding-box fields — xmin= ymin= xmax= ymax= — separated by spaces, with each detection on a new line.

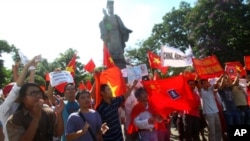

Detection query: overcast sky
xmin=0 ymin=0 xmax=197 ymax=69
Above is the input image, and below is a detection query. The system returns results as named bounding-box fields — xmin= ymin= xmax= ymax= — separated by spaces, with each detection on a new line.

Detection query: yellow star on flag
xmin=66 ymin=66 xmax=74 ymax=73
xmin=109 ymin=57 xmax=114 ymax=63
xmin=107 ymin=81 xmax=118 ymax=97
xmin=153 ymin=58 xmax=161 ymax=64
xmin=236 ymin=65 xmax=241 ymax=72
xmin=150 ymin=84 xmax=156 ymax=90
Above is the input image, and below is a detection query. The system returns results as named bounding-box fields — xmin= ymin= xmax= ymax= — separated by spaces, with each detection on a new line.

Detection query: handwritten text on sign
xmin=49 ymin=71 xmax=74 ymax=87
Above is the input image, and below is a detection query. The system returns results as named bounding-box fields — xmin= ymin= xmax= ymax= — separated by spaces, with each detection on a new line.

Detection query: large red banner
xmin=192 ymin=55 xmax=224 ymax=79
xmin=244 ymin=56 xmax=250 ymax=70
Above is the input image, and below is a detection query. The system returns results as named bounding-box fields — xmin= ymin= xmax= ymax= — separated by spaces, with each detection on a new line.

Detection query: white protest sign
xmin=126 ymin=64 xmax=148 ymax=85
xmin=49 ymin=71 xmax=74 ymax=87
xmin=161 ymin=45 xmax=193 ymax=67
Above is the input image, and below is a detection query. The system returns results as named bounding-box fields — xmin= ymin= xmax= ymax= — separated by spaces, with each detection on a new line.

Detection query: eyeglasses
xmin=27 ymin=90 xmax=43 ymax=97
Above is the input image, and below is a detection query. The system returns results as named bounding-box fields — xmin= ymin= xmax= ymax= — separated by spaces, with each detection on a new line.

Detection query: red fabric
xmin=247 ymin=88 xmax=250 ymax=106
xmin=214 ymin=95 xmax=227 ymax=134
xmin=225 ymin=61 xmax=246 ymax=78
xmin=78 ymin=81 xmax=86 ymax=90
xmin=94 ymin=66 xmax=126 ymax=109
xmin=184 ymin=91 xmax=201 ymax=117
xmin=94 ymin=72 xmax=101 ymax=109
xmin=128 ymin=102 xmax=146 ymax=134
xmin=45 ymin=72 xmax=50 ymax=81
xmin=147 ymin=51 xmax=168 ymax=74
xmin=55 ymin=82 xmax=68 ymax=94
xmin=86 ymin=80 xmax=92 ymax=91
xmin=66 ymin=53 xmax=77 ymax=77
xmin=40 ymin=85 xmax=46 ymax=92
xmin=244 ymin=56 xmax=250 ymax=70
xmin=141 ymin=75 xmax=197 ymax=117
xmin=183 ymin=71 xmax=197 ymax=80
xmin=2 ymin=82 xmax=15 ymax=97
xmin=103 ymin=43 xmax=116 ymax=68
xmin=84 ymin=58 xmax=96 ymax=72
xmin=153 ymin=71 xmax=161 ymax=80
xmin=192 ymin=55 xmax=224 ymax=79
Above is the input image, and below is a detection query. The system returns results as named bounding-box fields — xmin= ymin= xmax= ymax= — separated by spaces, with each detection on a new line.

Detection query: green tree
xmin=53 ymin=48 xmax=85 ymax=84
xmin=0 ymin=40 xmax=17 ymax=87
xmin=126 ymin=0 xmax=250 ymax=74
xmin=125 ymin=2 xmax=192 ymax=76
xmin=186 ymin=0 xmax=250 ymax=65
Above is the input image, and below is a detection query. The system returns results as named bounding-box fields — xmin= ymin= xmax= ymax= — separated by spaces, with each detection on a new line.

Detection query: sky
xmin=0 ymin=0 xmax=197 ymax=69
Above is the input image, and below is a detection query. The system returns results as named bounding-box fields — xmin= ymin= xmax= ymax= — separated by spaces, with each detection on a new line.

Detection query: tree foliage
xmin=126 ymin=0 xmax=250 ymax=73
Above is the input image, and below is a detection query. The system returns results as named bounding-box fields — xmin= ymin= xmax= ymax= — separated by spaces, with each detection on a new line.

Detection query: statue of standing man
xmin=99 ymin=0 xmax=132 ymax=70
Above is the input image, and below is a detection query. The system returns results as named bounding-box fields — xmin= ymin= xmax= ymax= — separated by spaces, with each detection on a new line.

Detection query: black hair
xmin=187 ymin=79 xmax=195 ymax=84
xmin=100 ymin=84 xmax=109 ymax=92
xmin=63 ymin=83 xmax=76 ymax=93
xmin=134 ymin=87 xmax=146 ymax=99
xmin=18 ymin=82 xmax=45 ymax=103
xmin=75 ymin=90 xmax=90 ymax=100
xmin=200 ymin=79 xmax=208 ymax=85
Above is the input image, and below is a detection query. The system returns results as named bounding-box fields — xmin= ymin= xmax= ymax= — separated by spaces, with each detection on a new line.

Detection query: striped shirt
xmin=97 ymin=96 xmax=124 ymax=141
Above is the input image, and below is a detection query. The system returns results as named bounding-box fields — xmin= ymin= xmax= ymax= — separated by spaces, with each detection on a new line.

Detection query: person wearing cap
xmin=0 ymin=56 xmax=40 ymax=141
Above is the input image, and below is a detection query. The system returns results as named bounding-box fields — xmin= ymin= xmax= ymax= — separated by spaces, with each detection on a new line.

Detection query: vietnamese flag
xmin=225 ymin=61 xmax=246 ymax=78
xmin=141 ymin=75 xmax=196 ymax=117
xmin=94 ymin=66 xmax=126 ymax=108
xmin=78 ymin=81 xmax=86 ymax=90
xmin=55 ymin=82 xmax=68 ymax=95
xmin=66 ymin=53 xmax=77 ymax=77
xmin=103 ymin=43 xmax=116 ymax=68
xmin=86 ymin=80 xmax=92 ymax=91
xmin=147 ymin=51 xmax=168 ymax=74
xmin=84 ymin=58 xmax=96 ymax=72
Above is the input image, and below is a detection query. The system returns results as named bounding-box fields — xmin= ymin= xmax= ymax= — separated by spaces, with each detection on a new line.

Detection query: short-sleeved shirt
xmin=66 ymin=109 xmax=102 ymax=141
xmin=218 ymin=87 xmax=237 ymax=111
xmin=62 ymin=101 xmax=79 ymax=141
xmin=6 ymin=106 xmax=56 ymax=141
xmin=97 ymin=96 xmax=124 ymax=141
xmin=232 ymin=86 xmax=248 ymax=106
xmin=200 ymin=86 xmax=219 ymax=114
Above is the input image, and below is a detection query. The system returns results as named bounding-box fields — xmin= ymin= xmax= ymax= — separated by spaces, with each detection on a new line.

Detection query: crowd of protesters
xmin=0 ymin=56 xmax=250 ymax=141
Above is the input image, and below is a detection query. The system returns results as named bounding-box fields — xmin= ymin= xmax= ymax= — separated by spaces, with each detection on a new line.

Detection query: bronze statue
xmin=99 ymin=0 xmax=132 ymax=69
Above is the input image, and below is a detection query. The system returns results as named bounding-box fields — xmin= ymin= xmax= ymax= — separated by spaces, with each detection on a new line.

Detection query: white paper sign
xmin=126 ymin=64 xmax=148 ymax=84
xmin=49 ymin=71 xmax=74 ymax=87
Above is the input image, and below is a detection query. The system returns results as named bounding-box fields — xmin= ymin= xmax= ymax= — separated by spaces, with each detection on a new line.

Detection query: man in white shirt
xmin=129 ymin=87 xmax=158 ymax=141
xmin=200 ymin=79 xmax=222 ymax=141
xmin=0 ymin=56 xmax=39 ymax=141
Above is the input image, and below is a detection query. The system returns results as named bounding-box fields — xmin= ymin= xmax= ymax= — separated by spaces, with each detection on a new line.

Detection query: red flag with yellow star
xmin=225 ymin=61 xmax=246 ymax=78
xmin=147 ymin=51 xmax=168 ymax=74
xmin=94 ymin=66 xmax=126 ymax=108
xmin=103 ymin=43 xmax=116 ymax=68
xmin=66 ymin=53 xmax=77 ymax=77
xmin=141 ymin=75 xmax=196 ymax=117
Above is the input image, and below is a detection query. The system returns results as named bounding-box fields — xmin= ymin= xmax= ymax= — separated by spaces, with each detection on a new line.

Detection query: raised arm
xmin=123 ymin=80 xmax=138 ymax=99
xmin=214 ymin=73 xmax=225 ymax=90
